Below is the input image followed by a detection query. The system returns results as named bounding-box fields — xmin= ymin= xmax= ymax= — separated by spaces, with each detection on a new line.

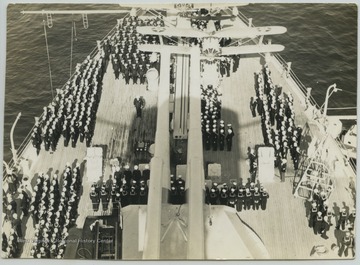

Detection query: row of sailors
xmin=261 ymin=64 xmax=300 ymax=151
xmin=90 ymin=179 xmax=149 ymax=211
xmin=117 ymin=18 xmax=162 ymax=45
xmin=31 ymin=55 xmax=104 ymax=153
xmin=201 ymin=84 xmax=222 ymax=120
xmin=121 ymin=15 xmax=165 ymax=28
xmin=29 ymin=165 xmax=81 ymax=258
xmin=30 ymin=165 xmax=80 ymax=215
xmin=308 ymin=201 xmax=356 ymax=240
xmin=219 ymin=57 xmax=232 ymax=77
xmin=89 ymin=164 xmax=151 ymax=210
xmin=203 ymin=121 xmax=235 ymax=151
xmin=113 ymin=164 xmax=150 ymax=184
xmin=256 ymin=69 xmax=302 ymax=173
xmin=2 ymin=229 xmax=20 ymax=258
xmin=311 ymin=187 xmax=356 ymax=232
xmin=4 ymin=188 xmax=30 ymax=224
xmin=205 ymin=182 xmax=269 ymax=211
xmin=106 ymin=17 xmax=161 ymax=83
xmin=201 ymin=84 xmax=224 ymax=150
xmin=3 ymin=182 xmax=32 ymax=258
xmin=111 ymin=55 xmax=150 ymax=84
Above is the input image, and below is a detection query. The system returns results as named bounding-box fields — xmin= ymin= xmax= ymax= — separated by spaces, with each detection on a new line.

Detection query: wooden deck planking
xmin=5 ymin=46 xmax=354 ymax=260
xmin=92 ymin=64 xmax=158 ymax=163
xmin=203 ymin=56 xmax=264 ymax=185
xmin=202 ymin=54 xmax=355 ymax=259
xmin=16 ymin=62 xmax=158 ymax=258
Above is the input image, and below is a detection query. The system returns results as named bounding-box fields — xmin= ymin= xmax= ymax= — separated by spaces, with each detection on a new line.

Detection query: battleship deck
xmin=3 ymin=39 xmax=355 ymax=260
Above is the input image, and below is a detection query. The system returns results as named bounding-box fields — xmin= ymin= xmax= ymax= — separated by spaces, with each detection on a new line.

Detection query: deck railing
xmin=3 ymin=23 xmax=119 ymax=177
xmin=235 ymin=8 xmax=355 ymax=175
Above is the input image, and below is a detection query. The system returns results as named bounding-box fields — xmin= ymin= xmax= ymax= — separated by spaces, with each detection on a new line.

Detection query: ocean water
xmin=3 ymin=3 xmax=357 ymax=162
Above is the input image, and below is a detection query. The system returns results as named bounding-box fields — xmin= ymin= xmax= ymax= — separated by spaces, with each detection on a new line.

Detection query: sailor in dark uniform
xmin=169 ymin=186 xmax=178 ymax=204
xmin=129 ymin=182 xmax=138 ymax=204
xmin=109 ymin=182 xmax=117 ymax=200
xmin=113 ymin=192 xmax=121 ymax=208
xmin=347 ymin=208 xmax=356 ymax=231
xmin=100 ymin=186 xmax=110 ymax=211
xmin=139 ymin=65 xmax=146 ymax=84
xmin=84 ymin=125 xmax=91 ymax=147
xmin=320 ymin=216 xmax=330 ymax=239
xmin=114 ymin=166 xmax=122 ymax=184
xmin=312 ymin=188 xmax=321 ymax=204
xmin=131 ymin=64 xmax=139 ymax=84
xmin=5 ymin=197 xmax=17 ymax=221
xmin=50 ymin=244 xmax=57 ymax=259
xmin=249 ymin=182 xmax=256 ymax=195
xmin=121 ymin=185 xmax=129 ymax=207
xmin=178 ymin=186 xmax=186 ymax=204
xmin=228 ymin=187 xmax=237 ymax=208
xmin=12 ymin=214 xmax=23 ymax=238
xmin=252 ymin=187 xmax=261 ymax=210
xmin=2 ymin=233 xmax=8 ymax=253
xmin=142 ymin=164 xmax=150 ymax=182
xmin=219 ymin=186 xmax=228 ymax=205
xmin=314 ymin=211 xmax=323 ymax=235
xmin=250 ymin=97 xmax=257 ymax=117
xmin=260 ymin=188 xmax=269 ymax=210
xmin=336 ymin=207 xmax=348 ymax=231
xmin=236 ymin=188 xmax=245 ymax=211
xmin=204 ymin=128 xmax=211 ymax=151
xmin=212 ymin=128 xmax=218 ymax=151
xmin=139 ymin=181 xmax=148 ymax=204
xmin=19 ymin=190 xmax=30 ymax=217
xmin=309 ymin=202 xmax=318 ymax=228
xmin=132 ymin=165 xmax=142 ymax=183
xmin=226 ymin=127 xmax=234 ymax=151
xmin=70 ymin=127 xmax=77 ymax=148
xmin=123 ymin=164 xmax=133 ymax=184
xmin=209 ymin=186 xmax=219 ymax=205
xmin=218 ymin=129 xmax=225 ymax=151
xmin=279 ymin=158 xmax=287 ymax=182
xmin=342 ymin=231 xmax=355 ymax=257
xmin=320 ymin=200 xmax=329 ymax=217
xmin=244 ymin=188 xmax=252 ymax=210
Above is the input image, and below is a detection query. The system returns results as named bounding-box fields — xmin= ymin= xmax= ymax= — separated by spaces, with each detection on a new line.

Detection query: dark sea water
xmin=3 ymin=3 xmax=357 ymax=162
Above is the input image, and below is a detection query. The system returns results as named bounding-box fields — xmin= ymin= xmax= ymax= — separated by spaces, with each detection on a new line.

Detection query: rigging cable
xmin=70 ymin=20 xmax=74 ymax=77
xmin=43 ymin=19 xmax=54 ymax=99
xmin=327 ymin=106 xmax=357 ymax=110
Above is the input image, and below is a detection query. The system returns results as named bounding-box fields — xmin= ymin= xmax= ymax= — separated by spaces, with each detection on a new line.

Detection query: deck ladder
xmin=46 ymin=13 xmax=53 ymax=28
xmin=82 ymin=13 xmax=89 ymax=29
